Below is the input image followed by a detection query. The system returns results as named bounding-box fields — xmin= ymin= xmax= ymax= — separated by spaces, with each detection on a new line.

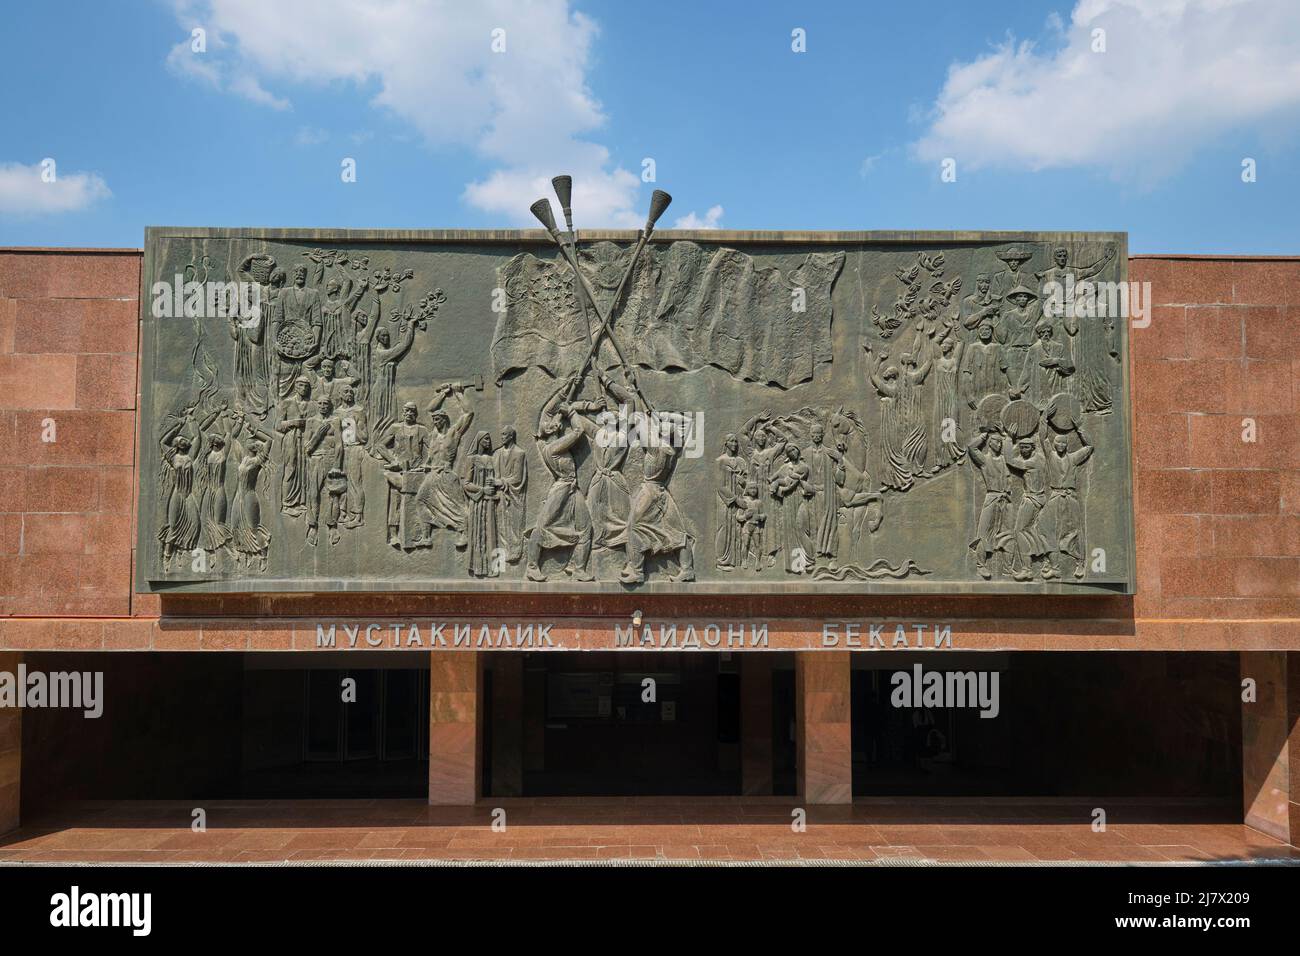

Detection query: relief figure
xmin=272 ymin=265 xmax=323 ymax=398
xmin=769 ymin=444 xmax=813 ymax=574
xmin=1005 ymin=436 xmax=1050 ymax=581
xmin=157 ymin=408 xmax=205 ymax=571
xmin=1012 ymin=321 xmax=1076 ymax=408
xmin=321 ymin=272 xmax=365 ymax=363
xmin=463 ymin=431 xmax=501 ymax=577
xmin=416 ymin=383 xmax=473 ymax=548
xmin=378 ymin=401 xmax=430 ymax=550
xmin=304 ymin=395 xmax=345 ymax=547
xmin=587 ymin=374 xmax=630 ymax=549
xmin=230 ymin=414 xmax=274 ymax=571
xmin=276 ymin=377 xmax=312 ymax=518
xmin=233 ymin=254 xmax=274 ymax=418
xmin=715 ymin=433 xmax=748 ymax=570
xmin=491 ymin=426 xmax=528 ymax=564
xmin=604 ymin=374 xmax=696 ymax=585
xmin=736 ymin=478 xmax=766 ymax=571
xmin=337 ymin=383 xmax=368 ymax=528
xmin=1041 ymin=419 xmax=1095 ymax=580
xmin=195 ymin=404 xmax=235 ymax=567
xmin=966 ymin=430 xmax=1013 ymax=580
xmin=370 ymin=314 xmax=418 ymax=452
xmin=526 ymin=376 xmax=595 ymax=582
xmin=933 ymin=330 xmax=965 ymax=468
xmin=804 ymin=423 xmax=845 ymax=563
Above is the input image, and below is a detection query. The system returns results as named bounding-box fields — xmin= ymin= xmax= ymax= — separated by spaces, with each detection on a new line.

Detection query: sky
xmin=1 ymin=0 xmax=1299 ymax=252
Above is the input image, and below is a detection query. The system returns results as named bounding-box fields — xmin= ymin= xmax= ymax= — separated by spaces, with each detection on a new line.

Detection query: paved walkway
xmin=1 ymin=797 xmax=1293 ymax=864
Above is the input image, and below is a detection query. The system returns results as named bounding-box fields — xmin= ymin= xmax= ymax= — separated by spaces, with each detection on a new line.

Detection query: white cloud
xmin=913 ymin=0 xmax=1300 ymax=179
xmin=672 ymin=205 xmax=724 ymax=230
xmin=466 ymin=157 xmax=643 ymax=228
xmin=858 ymin=154 xmax=882 ymax=177
xmin=166 ymin=0 xmax=643 ymax=224
xmin=166 ymin=30 xmax=292 ymax=108
xmin=228 ymin=73 xmax=291 ymax=111
xmin=165 ymin=38 xmax=223 ymax=87
xmin=0 ymin=161 xmax=111 ymax=216
xmin=294 ymin=126 xmax=330 ymax=147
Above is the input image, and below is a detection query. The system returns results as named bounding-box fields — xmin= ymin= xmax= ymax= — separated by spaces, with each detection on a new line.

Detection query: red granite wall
xmin=0 ymin=250 xmax=1295 ymax=651
xmin=0 ymin=250 xmax=139 ymax=620
xmin=1130 ymin=257 xmax=1299 ymax=618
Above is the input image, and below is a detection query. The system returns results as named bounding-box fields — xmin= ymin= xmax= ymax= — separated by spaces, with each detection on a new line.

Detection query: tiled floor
xmin=1 ymin=797 xmax=1294 ymax=864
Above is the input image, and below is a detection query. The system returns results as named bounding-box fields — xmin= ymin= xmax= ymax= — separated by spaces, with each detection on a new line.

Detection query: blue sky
xmin=2 ymin=0 xmax=1298 ymax=252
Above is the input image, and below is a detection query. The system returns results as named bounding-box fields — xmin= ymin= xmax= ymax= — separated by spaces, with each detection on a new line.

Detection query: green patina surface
xmin=137 ymin=228 xmax=1134 ymax=594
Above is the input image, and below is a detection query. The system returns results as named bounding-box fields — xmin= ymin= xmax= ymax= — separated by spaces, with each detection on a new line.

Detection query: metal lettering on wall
xmin=137 ymin=213 xmax=1134 ymax=594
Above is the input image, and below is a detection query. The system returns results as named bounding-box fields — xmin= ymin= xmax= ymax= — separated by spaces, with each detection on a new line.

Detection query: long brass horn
xmin=529 ymin=198 xmax=559 ymax=236
xmin=645 ymin=189 xmax=673 ymax=233
xmin=551 ymin=175 xmax=574 ymax=232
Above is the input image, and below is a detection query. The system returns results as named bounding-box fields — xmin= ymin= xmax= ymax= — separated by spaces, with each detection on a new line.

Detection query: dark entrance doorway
xmin=19 ymin=651 xmax=431 ymax=814
xmin=504 ymin=652 xmax=741 ymax=796
xmin=850 ymin=652 xmax=1242 ymax=801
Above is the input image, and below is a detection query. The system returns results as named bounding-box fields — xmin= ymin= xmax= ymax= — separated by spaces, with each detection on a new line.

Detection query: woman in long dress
xmin=870 ymin=356 xmax=912 ymax=492
xmin=768 ymin=445 xmax=813 ymax=573
xmin=195 ymin=406 xmax=234 ymax=567
xmin=933 ymin=332 xmax=965 ymax=469
xmin=370 ymin=320 xmax=417 ymax=452
xmin=320 ymin=274 xmax=365 ymax=363
xmin=744 ymin=422 xmax=788 ymax=566
xmin=898 ymin=352 xmax=932 ymax=478
xmin=462 ymin=431 xmax=500 ymax=577
xmin=231 ymin=417 xmax=274 ymax=571
xmin=276 ymin=377 xmax=312 ymax=517
xmin=233 ymin=255 xmax=273 ymax=418
xmin=350 ymin=283 xmax=379 ymax=410
xmin=715 ymin=433 xmax=747 ymax=570
xmin=157 ymin=406 xmax=218 ymax=571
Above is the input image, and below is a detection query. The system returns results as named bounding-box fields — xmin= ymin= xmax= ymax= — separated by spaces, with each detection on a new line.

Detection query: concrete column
xmin=796 ymin=651 xmax=852 ymax=804
xmin=490 ymin=654 xmax=524 ymax=797
xmin=0 ymin=653 xmax=20 ymax=834
xmin=741 ymin=654 xmax=773 ymax=795
xmin=1240 ymin=652 xmax=1299 ymax=844
xmin=428 ymin=651 xmax=482 ymax=805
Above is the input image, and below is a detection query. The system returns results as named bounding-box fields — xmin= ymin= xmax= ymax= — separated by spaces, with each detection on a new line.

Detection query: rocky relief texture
xmin=141 ymin=232 xmax=1132 ymax=592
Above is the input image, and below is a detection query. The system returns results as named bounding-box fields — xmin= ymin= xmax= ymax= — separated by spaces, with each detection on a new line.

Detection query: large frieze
xmin=137 ymin=222 xmax=1134 ymax=594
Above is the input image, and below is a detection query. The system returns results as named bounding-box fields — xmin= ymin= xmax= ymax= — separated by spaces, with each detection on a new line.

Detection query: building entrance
xmin=495 ymin=652 xmax=744 ymax=797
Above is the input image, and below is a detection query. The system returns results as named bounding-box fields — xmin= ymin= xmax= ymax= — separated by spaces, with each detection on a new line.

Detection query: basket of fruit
xmin=275 ymin=323 xmax=316 ymax=361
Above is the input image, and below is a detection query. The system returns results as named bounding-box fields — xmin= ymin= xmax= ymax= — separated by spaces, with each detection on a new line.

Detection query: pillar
xmin=1240 ymin=652 xmax=1300 ymax=844
xmin=489 ymin=654 xmax=524 ymax=797
xmin=741 ymin=654 xmax=773 ymax=795
xmin=428 ymin=651 xmax=483 ymax=805
xmin=796 ymin=651 xmax=852 ymax=804
xmin=0 ymin=653 xmax=20 ymax=834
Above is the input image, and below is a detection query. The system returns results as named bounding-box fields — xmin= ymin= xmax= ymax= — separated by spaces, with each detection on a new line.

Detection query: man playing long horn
xmin=602 ymin=369 xmax=696 ymax=585
xmin=526 ymin=374 xmax=597 ymax=582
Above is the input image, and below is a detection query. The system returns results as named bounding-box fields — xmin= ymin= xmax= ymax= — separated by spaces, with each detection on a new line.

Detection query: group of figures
xmin=155 ymin=248 xmax=702 ymax=584
xmin=153 ymin=238 xmax=1122 ymax=588
xmin=965 ymin=406 xmax=1096 ymax=581
xmin=366 ymin=382 xmax=528 ymax=577
xmin=525 ymin=370 xmax=697 ymax=585
xmin=866 ymin=242 xmax=1117 ymax=494
xmin=713 ymin=407 xmax=886 ymax=577
xmin=157 ymin=249 xmax=452 ymax=573
xmin=711 ymin=242 xmax=1118 ymax=583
